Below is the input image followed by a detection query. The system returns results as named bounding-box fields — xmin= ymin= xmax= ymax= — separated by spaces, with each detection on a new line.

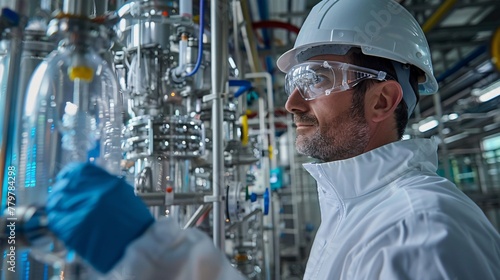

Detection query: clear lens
xmin=285 ymin=61 xmax=386 ymax=100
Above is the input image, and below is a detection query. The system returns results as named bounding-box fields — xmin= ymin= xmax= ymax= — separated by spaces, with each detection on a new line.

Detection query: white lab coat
xmin=303 ymin=138 xmax=500 ymax=279
xmin=102 ymin=218 xmax=247 ymax=280
xmin=104 ymin=138 xmax=500 ymax=280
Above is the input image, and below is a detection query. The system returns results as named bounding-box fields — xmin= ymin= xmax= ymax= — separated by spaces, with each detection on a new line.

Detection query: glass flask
xmin=1 ymin=36 xmax=11 ymax=210
xmin=9 ymin=15 xmax=124 ymax=279
xmin=17 ymin=26 xmax=123 ymax=207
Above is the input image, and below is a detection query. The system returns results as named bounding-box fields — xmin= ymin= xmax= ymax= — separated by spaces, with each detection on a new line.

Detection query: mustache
xmin=294 ymin=114 xmax=318 ymax=125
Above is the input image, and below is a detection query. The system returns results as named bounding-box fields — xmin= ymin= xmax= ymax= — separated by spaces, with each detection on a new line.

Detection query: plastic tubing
xmin=185 ymin=0 xmax=205 ymax=77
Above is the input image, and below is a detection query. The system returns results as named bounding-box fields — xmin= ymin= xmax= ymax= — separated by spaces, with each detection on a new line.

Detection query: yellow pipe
xmin=422 ymin=0 xmax=457 ymax=33
xmin=241 ymin=114 xmax=249 ymax=146
xmin=239 ymin=0 xmax=264 ymax=73
xmin=491 ymin=27 xmax=500 ymax=72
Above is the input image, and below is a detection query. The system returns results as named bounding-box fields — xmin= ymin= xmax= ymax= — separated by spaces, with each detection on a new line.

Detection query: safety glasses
xmin=285 ymin=61 xmax=388 ymax=100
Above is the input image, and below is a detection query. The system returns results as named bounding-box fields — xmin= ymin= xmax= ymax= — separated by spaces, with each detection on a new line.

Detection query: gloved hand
xmin=46 ymin=163 xmax=154 ymax=274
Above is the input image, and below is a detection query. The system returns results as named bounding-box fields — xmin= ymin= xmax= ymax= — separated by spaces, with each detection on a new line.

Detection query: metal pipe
xmin=244 ymin=72 xmax=280 ymax=279
xmin=422 ymin=0 xmax=457 ymax=33
xmin=93 ymin=0 xmax=108 ymax=15
xmin=433 ymin=93 xmax=451 ymax=180
xmin=232 ymin=0 xmax=243 ymax=77
xmin=475 ymin=153 xmax=489 ymax=194
xmin=180 ymin=0 xmax=193 ymax=18
xmin=256 ymin=96 xmax=279 ymax=280
xmin=183 ymin=204 xmax=213 ymax=229
xmin=63 ymin=0 xmax=93 ymax=16
xmin=258 ymin=209 xmax=270 ymax=280
xmin=211 ymin=0 xmax=228 ymax=250
xmin=244 ymin=72 xmax=276 ymax=168
xmin=227 ymin=208 xmax=262 ymax=231
xmin=138 ymin=192 xmax=210 ymax=206
xmin=436 ymin=45 xmax=487 ymax=83
xmin=238 ymin=0 xmax=263 ymax=73
xmin=492 ymin=27 xmax=500 ymax=72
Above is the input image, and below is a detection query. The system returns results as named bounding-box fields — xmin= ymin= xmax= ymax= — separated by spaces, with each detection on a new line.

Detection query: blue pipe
xmin=257 ymin=0 xmax=270 ymax=48
xmin=229 ymin=80 xmax=252 ymax=98
xmin=265 ymin=56 xmax=274 ymax=74
xmin=234 ymin=85 xmax=252 ymax=98
xmin=229 ymin=80 xmax=251 ymax=87
xmin=185 ymin=0 xmax=205 ymax=77
xmin=436 ymin=45 xmax=487 ymax=83
xmin=0 ymin=8 xmax=20 ymax=35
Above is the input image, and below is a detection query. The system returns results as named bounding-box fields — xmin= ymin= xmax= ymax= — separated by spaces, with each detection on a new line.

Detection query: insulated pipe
xmin=422 ymin=0 xmax=457 ymax=33
xmin=210 ymin=0 xmax=228 ymax=250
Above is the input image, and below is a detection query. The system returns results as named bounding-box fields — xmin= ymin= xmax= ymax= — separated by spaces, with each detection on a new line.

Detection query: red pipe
xmin=252 ymin=20 xmax=300 ymax=34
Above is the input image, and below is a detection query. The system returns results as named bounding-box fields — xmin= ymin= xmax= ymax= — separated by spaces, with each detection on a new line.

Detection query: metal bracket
xmin=202 ymin=92 xmax=228 ymax=102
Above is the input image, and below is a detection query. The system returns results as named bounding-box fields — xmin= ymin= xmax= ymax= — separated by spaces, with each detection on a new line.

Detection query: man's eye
xmin=313 ymin=74 xmax=332 ymax=87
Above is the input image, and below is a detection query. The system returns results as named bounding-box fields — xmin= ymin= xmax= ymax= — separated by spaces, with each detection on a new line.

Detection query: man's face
xmin=285 ymin=55 xmax=370 ymax=162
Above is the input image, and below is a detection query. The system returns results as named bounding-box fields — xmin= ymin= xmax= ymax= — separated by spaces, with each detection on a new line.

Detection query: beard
xmin=294 ymin=102 xmax=369 ymax=162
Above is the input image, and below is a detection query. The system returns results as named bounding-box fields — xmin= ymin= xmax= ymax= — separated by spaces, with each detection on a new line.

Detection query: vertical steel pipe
xmin=245 ymin=72 xmax=279 ymax=279
xmin=211 ymin=0 xmax=229 ymax=249
xmin=63 ymin=0 xmax=93 ymax=16
xmin=433 ymin=93 xmax=451 ymax=180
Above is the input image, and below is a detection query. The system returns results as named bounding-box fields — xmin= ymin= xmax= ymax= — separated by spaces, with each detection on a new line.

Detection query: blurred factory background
xmin=0 ymin=0 xmax=499 ymax=279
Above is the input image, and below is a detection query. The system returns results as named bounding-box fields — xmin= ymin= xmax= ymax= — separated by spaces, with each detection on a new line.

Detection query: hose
xmin=185 ymin=0 xmax=205 ymax=77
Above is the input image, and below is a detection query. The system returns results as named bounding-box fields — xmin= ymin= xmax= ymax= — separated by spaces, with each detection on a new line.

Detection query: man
xmin=44 ymin=0 xmax=500 ymax=279
xmin=276 ymin=0 xmax=500 ymax=278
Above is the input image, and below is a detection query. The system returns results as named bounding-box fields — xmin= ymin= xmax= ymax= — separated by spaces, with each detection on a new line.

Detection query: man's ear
xmin=365 ymin=80 xmax=403 ymax=123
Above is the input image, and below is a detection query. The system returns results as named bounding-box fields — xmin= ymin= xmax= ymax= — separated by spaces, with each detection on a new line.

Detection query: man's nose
xmin=285 ymin=87 xmax=307 ymax=114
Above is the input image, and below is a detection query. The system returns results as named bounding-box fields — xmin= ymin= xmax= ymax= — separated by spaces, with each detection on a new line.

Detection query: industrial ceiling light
xmin=473 ymin=80 xmax=500 ymax=102
xmin=441 ymin=113 xmax=459 ymax=122
xmin=418 ymin=117 xmax=439 ymax=133
xmin=448 ymin=113 xmax=459 ymax=120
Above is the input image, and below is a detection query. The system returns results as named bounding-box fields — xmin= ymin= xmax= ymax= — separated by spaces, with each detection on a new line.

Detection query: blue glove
xmin=46 ymin=163 xmax=154 ymax=274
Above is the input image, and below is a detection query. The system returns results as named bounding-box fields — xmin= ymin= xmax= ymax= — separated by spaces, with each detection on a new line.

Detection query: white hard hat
xmin=277 ymin=0 xmax=438 ymax=95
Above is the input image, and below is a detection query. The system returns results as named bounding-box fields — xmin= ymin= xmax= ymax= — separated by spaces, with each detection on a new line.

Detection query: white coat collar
xmin=302 ymin=138 xmax=440 ymax=200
